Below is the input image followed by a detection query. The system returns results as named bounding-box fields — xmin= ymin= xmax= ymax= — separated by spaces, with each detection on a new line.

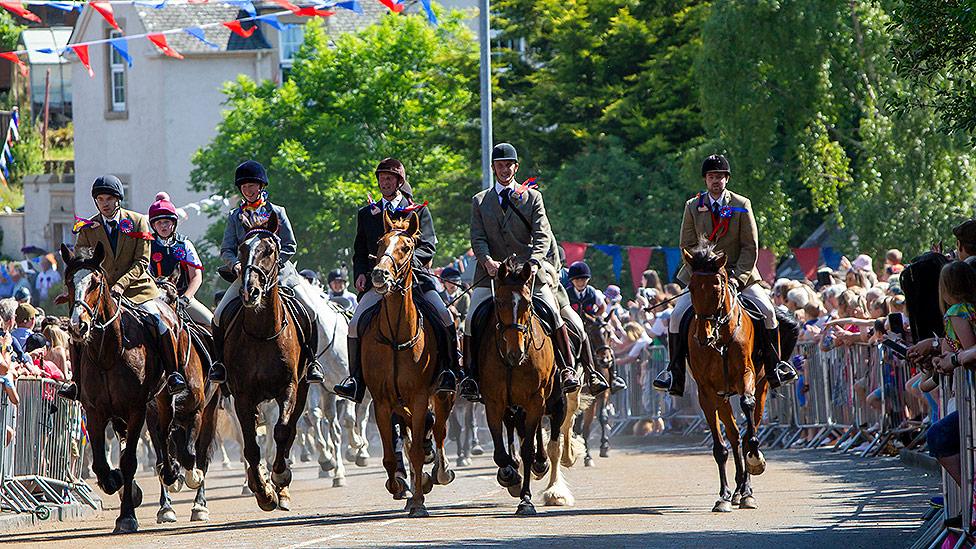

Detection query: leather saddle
xmin=357 ymin=292 xmax=453 ymax=372
xmin=219 ymin=287 xmax=319 ymax=366
xmin=470 ymin=296 xmax=584 ymax=364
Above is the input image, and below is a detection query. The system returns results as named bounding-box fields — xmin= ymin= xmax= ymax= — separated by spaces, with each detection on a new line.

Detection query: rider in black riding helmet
xmin=566 ymin=261 xmax=627 ymax=393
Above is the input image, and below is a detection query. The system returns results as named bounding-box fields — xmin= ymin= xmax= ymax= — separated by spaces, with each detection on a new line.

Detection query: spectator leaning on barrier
xmin=24 ymin=333 xmax=64 ymax=381
xmin=0 ymin=299 xmax=30 ymax=366
xmin=41 ymin=323 xmax=71 ymax=380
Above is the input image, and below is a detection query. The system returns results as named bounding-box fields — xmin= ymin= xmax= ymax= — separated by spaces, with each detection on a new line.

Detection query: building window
xmin=109 ymin=30 xmax=126 ymax=112
xmin=279 ymin=24 xmax=305 ymax=67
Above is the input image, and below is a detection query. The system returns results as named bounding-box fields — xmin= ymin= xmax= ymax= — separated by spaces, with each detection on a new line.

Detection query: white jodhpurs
xmin=669 ymin=283 xmax=778 ymax=333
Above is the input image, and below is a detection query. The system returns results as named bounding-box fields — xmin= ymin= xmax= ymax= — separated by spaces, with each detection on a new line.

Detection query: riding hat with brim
xmin=327 ymin=269 xmax=346 ymax=284
xmin=375 ymin=158 xmax=413 ymax=198
xmin=701 ymin=154 xmax=731 ymax=177
xmin=91 ymin=175 xmax=125 ymax=201
xmin=568 ymin=261 xmax=591 ymax=280
xmin=235 ymin=160 xmax=269 ymax=187
xmin=441 ymin=266 xmax=462 ymax=282
xmin=491 ymin=143 xmax=518 ymax=163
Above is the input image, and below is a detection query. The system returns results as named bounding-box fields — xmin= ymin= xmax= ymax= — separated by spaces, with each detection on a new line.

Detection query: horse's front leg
xmin=235 ymin=397 xmax=277 ymax=511
xmin=432 ymin=393 xmax=456 ymax=487
xmin=516 ymin=403 xmax=543 ymax=516
xmin=598 ymin=394 xmax=611 ymax=458
xmin=324 ymin=392 xmax=347 ymax=487
xmin=271 ymin=380 xmax=310 ymax=510
xmin=738 ymin=393 xmax=760 ymax=508
xmin=86 ymin=413 xmax=123 ymax=497
xmin=113 ymin=411 xmax=147 ymax=534
xmin=406 ymin=396 xmax=433 ymax=518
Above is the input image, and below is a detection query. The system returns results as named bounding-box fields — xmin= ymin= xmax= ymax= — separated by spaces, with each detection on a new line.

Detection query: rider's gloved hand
xmin=177 ymin=296 xmax=190 ymax=307
xmin=110 ymin=285 xmax=124 ymax=300
xmin=728 ymin=277 xmax=741 ymax=292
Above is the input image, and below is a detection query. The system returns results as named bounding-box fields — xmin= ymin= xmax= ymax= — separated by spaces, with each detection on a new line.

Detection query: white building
xmin=68 ymin=2 xmax=384 ymax=245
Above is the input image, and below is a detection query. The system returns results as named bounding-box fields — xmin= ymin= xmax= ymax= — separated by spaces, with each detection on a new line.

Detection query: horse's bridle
xmin=376 ymin=230 xmax=414 ymax=294
xmin=71 ymin=268 xmax=122 ymax=332
xmin=691 ymin=269 xmax=738 ymax=350
xmin=241 ymin=229 xmax=281 ymax=295
xmin=491 ymin=278 xmax=544 ymax=367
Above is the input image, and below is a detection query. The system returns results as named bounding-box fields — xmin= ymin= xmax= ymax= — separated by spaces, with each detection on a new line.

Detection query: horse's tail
xmin=775 ymin=308 xmax=800 ymax=359
xmin=576 ymin=391 xmax=596 ymax=413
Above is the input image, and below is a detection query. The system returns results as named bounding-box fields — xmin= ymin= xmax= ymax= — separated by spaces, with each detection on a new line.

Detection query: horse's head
xmin=584 ymin=316 xmax=614 ymax=369
xmin=155 ymin=270 xmax=181 ymax=306
xmin=372 ymin=211 xmax=420 ymax=296
xmin=238 ymin=209 xmax=281 ymax=309
xmin=494 ymin=256 xmax=535 ymax=366
xmin=683 ymin=237 xmax=729 ymax=320
xmin=60 ymin=242 xmax=110 ymax=342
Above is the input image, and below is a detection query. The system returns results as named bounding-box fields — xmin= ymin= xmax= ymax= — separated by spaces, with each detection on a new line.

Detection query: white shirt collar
xmin=707 ymin=192 xmax=726 ymax=208
xmin=101 ymin=211 xmax=121 ymax=225
xmin=381 ymin=193 xmax=403 ymax=209
xmin=495 ymin=180 xmax=515 ymax=203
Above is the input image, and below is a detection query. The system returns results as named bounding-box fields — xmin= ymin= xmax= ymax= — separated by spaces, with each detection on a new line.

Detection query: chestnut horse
xmin=149 ymin=275 xmax=220 ymax=523
xmin=362 ymin=210 xmax=455 ymax=518
xmin=222 ymin=211 xmax=311 ymax=512
xmin=578 ymin=314 xmax=614 ymax=465
xmin=683 ymin=241 xmax=769 ymax=513
xmin=61 ymin=242 xmax=181 ymax=533
xmin=479 ymin=257 xmax=581 ymax=515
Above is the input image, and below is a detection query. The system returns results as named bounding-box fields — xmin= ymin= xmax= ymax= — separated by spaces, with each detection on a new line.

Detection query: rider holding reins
xmin=566 ymin=261 xmax=627 ymax=393
xmin=209 ymin=160 xmax=325 ymax=384
xmin=653 ymin=154 xmax=798 ymax=396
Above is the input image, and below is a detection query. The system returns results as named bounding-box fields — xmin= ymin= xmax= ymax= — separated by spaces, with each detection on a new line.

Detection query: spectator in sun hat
xmin=12 ymin=285 xmax=30 ymax=304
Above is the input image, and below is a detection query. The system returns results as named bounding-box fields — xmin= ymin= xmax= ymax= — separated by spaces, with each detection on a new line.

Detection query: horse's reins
xmin=643 ymin=289 xmax=689 ymax=312
xmin=691 ymin=269 xmax=741 ymax=398
xmin=490 ymin=276 xmax=547 ymax=412
xmin=418 ymin=269 xmax=491 ymax=308
xmin=239 ymin=230 xmax=291 ymax=341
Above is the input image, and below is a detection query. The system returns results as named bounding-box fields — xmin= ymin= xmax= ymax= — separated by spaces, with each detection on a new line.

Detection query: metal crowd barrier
xmin=0 ymin=377 xmax=99 ymax=519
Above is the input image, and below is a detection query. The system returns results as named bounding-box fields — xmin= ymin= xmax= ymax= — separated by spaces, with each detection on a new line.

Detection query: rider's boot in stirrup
xmin=334 ymin=337 xmax=365 ymax=403
xmin=458 ymin=335 xmax=482 ymax=402
xmin=763 ymin=327 xmax=798 ymax=389
xmin=161 ymin=328 xmax=187 ymax=395
xmin=435 ymin=331 xmax=460 ymax=394
xmin=609 ymin=362 xmax=628 ymax=393
xmin=580 ymin=340 xmax=610 ymax=395
xmin=208 ymin=322 xmax=227 ymax=383
xmin=555 ymin=325 xmax=581 ymax=394
xmin=57 ymin=382 xmax=79 ymax=401
xmin=653 ymin=332 xmax=686 ymax=397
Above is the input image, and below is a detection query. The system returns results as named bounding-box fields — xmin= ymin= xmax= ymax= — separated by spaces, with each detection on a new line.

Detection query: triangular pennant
xmin=593 ymin=244 xmax=623 ymax=281
xmin=561 ymin=242 xmax=587 ymax=266
xmin=257 ymin=14 xmax=282 ymax=30
xmin=792 ymin=247 xmax=821 ymax=281
xmin=147 ymin=33 xmax=184 ymax=59
xmin=420 ymin=0 xmax=437 ymax=24
xmin=223 ymin=20 xmax=256 ymax=38
xmin=91 ymin=2 xmax=122 ymax=31
xmin=334 ymin=0 xmax=363 ymax=13
xmin=377 ymin=0 xmax=404 ymax=12
xmin=134 ymin=0 xmax=168 ymax=7
xmin=0 ymin=1 xmax=41 ymax=23
xmin=109 ymin=38 xmax=133 ymax=67
xmin=9 ymin=110 xmax=18 ymax=141
xmin=71 ymin=45 xmax=94 ymax=77
xmin=0 ymin=169 xmax=8 ymax=189
xmin=627 ymin=247 xmax=653 ymax=291
xmin=663 ymin=247 xmax=682 ymax=282
xmin=269 ymin=0 xmax=300 ymax=12
xmin=757 ymin=248 xmax=777 ymax=283
xmin=0 ymin=52 xmax=27 ymax=78
xmin=48 ymin=2 xmax=83 ymax=13
xmin=184 ymin=27 xmax=219 ymax=49
xmin=294 ymin=6 xmax=334 ymax=16
xmin=228 ymin=0 xmax=256 ymax=17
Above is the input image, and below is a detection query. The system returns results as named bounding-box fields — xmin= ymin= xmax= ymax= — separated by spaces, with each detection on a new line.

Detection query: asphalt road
xmin=2 ymin=436 xmax=938 ymax=548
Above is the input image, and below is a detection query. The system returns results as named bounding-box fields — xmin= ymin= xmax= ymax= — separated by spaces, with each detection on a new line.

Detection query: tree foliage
xmin=191 ymin=13 xmax=479 ymax=272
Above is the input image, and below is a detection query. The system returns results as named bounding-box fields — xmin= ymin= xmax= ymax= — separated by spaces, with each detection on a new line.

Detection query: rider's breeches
xmin=668 ymin=284 xmax=778 ymax=333
xmin=348 ymin=289 xmax=453 ymax=338
xmin=185 ymin=296 xmax=213 ymax=326
xmin=212 ymin=263 xmax=317 ymax=328
xmin=137 ymin=300 xmax=169 ymax=335
xmin=463 ymin=283 xmax=564 ymax=336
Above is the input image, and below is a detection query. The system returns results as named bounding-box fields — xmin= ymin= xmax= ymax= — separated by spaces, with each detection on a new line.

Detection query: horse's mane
xmin=500 ymin=256 xmax=530 ymax=287
xmin=686 ymin=236 xmax=725 ymax=274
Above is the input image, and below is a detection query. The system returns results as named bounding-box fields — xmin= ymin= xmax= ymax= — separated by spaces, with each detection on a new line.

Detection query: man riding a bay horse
xmin=460 ymin=142 xmax=610 ymax=401
xmin=653 ymin=154 xmax=798 ymax=396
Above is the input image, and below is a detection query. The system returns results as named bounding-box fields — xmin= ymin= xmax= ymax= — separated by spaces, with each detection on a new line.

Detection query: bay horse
xmin=478 ymin=257 xmax=584 ymax=515
xmin=578 ymin=313 xmax=614 ymax=465
xmin=683 ymin=241 xmax=769 ymax=513
xmin=361 ymin=210 xmax=455 ymax=518
xmin=222 ymin=211 xmax=312 ymax=511
xmin=149 ymin=275 xmax=221 ymax=523
xmin=60 ymin=242 xmax=181 ymax=533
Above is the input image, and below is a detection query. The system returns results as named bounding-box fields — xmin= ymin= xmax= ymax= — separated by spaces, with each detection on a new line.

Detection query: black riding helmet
xmin=491 ymin=143 xmax=518 ymax=163
xmin=701 ymin=154 xmax=731 ymax=177
xmin=327 ymin=269 xmax=347 ymax=284
xmin=568 ymin=261 xmax=592 ymax=280
xmin=235 ymin=160 xmax=269 ymax=188
xmin=91 ymin=175 xmax=125 ymax=201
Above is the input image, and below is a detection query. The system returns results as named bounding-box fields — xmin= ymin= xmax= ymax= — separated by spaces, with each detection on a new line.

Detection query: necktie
xmin=500 ymin=188 xmax=513 ymax=211
xmin=107 ymin=220 xmax=118 ymax=233
xmin=712 ymin=201 xmax=721 ymax=218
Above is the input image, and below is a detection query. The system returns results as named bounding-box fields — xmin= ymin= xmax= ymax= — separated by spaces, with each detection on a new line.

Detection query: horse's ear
xmin=264 ymin=209 xmax=279 ymax=234
xmin=496 ymin=259 xmax=508 ymax=281
xmin=681 ymin=248 xmax=694 ymax=265
xmin=519 ymin=261 xmax=534 ymax=283
xmin=382 ymin=209 xmax=393 ymax=233
xmin=406 ymin=212 xmax=421 ymax=238
xmin=59 ymin=243 xmax=73 ymax=265
xmin=715 ymin=252 xmax=728 ymax=270
xmin=91 ymin=241 xmax=105 ymax=266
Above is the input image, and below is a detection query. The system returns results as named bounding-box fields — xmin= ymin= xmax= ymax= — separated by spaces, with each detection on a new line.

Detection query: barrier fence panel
xmin=0 ymin=377 xmax=99 ymax=518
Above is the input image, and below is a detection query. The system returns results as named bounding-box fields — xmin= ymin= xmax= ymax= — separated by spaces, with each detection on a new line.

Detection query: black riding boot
xmin=435 ymin=330 xmax=460 ymax=394
xmin=555 ymin=325 xmax=581 ymax=394
xmin=609 ymin=362 xmax=628 ymax=394
xmin=160 ymin=328 xmax=187 ymax=396
xmin=57 ymin=382 xmax=79 ymax=401
xmin=579 ymin=339 xmax=610 ymax=396
xmin=304 ymin=317 xmax=325 ymax=384
xmin=459 ymin=335 xmax=482 ymax=402
xmin=763 ymin=327 xmax=798 ymax=389
xmin=653 ymin=332 xmax=686 ymax=397
xmin=334 ymin=337 xmax=365 ymax=403
xmin=208 ymin=322 xmax=227 ymax=383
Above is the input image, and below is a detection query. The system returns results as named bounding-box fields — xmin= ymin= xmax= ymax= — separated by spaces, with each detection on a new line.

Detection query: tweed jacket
xmin=676 ymin=190 xmax=761 ymax=288
xmin=75 ymin=209 xmax=159 ymax=304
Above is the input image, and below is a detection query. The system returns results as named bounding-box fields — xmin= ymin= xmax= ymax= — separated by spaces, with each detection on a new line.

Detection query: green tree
xmin=191 ymin=13 xmax=479 ymax=273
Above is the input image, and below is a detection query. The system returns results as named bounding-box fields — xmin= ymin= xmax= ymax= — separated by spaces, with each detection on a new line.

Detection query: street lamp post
xmin=478 ymin=0 xmax=493 ymax=190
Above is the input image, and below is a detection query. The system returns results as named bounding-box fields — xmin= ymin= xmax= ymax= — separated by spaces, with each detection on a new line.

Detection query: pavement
xmin=0 ymin=435 xmax=940 ymax=548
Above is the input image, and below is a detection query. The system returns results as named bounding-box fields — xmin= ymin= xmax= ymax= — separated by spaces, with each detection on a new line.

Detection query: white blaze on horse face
xmin=70 ymin=269 xmax=94 ymax=328
xmin=375 ymin=234 xmax=401 ymax=287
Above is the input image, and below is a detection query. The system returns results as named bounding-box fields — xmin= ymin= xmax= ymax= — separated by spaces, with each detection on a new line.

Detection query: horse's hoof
xmin=516 ymin=500 xmax=537 ymax=516
xmin=584 ymin=456 xmax=594 ymax=467
xmin=131 ymin=480 xmax=143 ymax=508
xmin=345 ymin=447 xmax=358 ymax=463
xmin=531 ymin=460 xmax=549 ymax=480
xmin=496 ymin=466 xmax=519 ymax=488
xmin=739 ymin=495 xmax=758 ymax=509
xmin=731 ymin=493 xmax=742 ymax=506
xmin=408 ymin=504 xmax=429 ymax=518
xmin=386 ymin=476 xmax=409 ymax=497
xmin=319 ymin=457 xmax=337 ymax=472
xmin=356 ymin=455 xmax=369 ymax=468
xmin=277 ymin=494 xmax=291 ymax=511
xmin=457 ymin=456 xmax=472 ymax=467
xmin=422 ymin=473 xmax=434 ymax=494
xmin=507 ymin=483 xmax=522 ymax=498
xmin=436 ymin=468 xmax=455 ymax=486
xmin=471 ymin=444 xmax=485 ymax=456
xmin=599 ymin=447 xmax=609 ymax=458
xmin=185 ymin=468 xmax=204 ymax=490
xmin=746 ymin=453 xmax=766 ymax=476
xmin=332 ymin=477 xmax=346 ymax=488
xmin=424 ymin=442 xmax=435 ymax=465
xmin=255 ymin=491 xmax=279 ymax=512
xmin=712 ymin=499 xmax=733 ymax=513
xmin=100 ymin=469 xmax=124 ymax=495
xmin=318 ymin=468 xmax=332 ymax=479
xmin=271 ymin=468 xmax=292 ymax=488
xmin=221 ymin=460 xmax=232 ymax=470
xmin=156 ymin=507 xmax=177 ymax=524
xmin=167 ymin=474 xmax=184 ymax=493
xmin=113 ymin=516 xmax=139 ymax=534
xmin=190 ymin=504 xmax=210 ymax=522
xmin=300 ymin=451 xmax=311 ymax=463
xmin=241 ymin=484 xmax=253 ymax=496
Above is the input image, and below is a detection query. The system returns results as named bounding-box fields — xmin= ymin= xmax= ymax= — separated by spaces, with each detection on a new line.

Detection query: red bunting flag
xmin=270 ymin=0 xmax=300 ymax=12
xmin=70 ymin=45 xmax=94 ymax=77
xmin=0 ymin=52 xmax=27 ymax=78
xmin=91 ymin=2 xmax=121 ymax=31
xmin=627 ymin=247 xmax=653 ymax=291
xmin=561 ymin=242 xmax=587 ymax=267
xmin=757 ymin=248 xmax=777 ymax=284
xmin=223 ymin=20 xmax=256 ymax=38
xmin=0 ymin=1 xmax=40 ymax=23
xmin=377 ymin=0 xmax=404 ymax=12
xmin=294 ymin=6 xmax=335 ymax=16
xmin=792 ymin=247 xmax=821 ymax=281
xmin=147 ymin=33 xmax=184 ymax=59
